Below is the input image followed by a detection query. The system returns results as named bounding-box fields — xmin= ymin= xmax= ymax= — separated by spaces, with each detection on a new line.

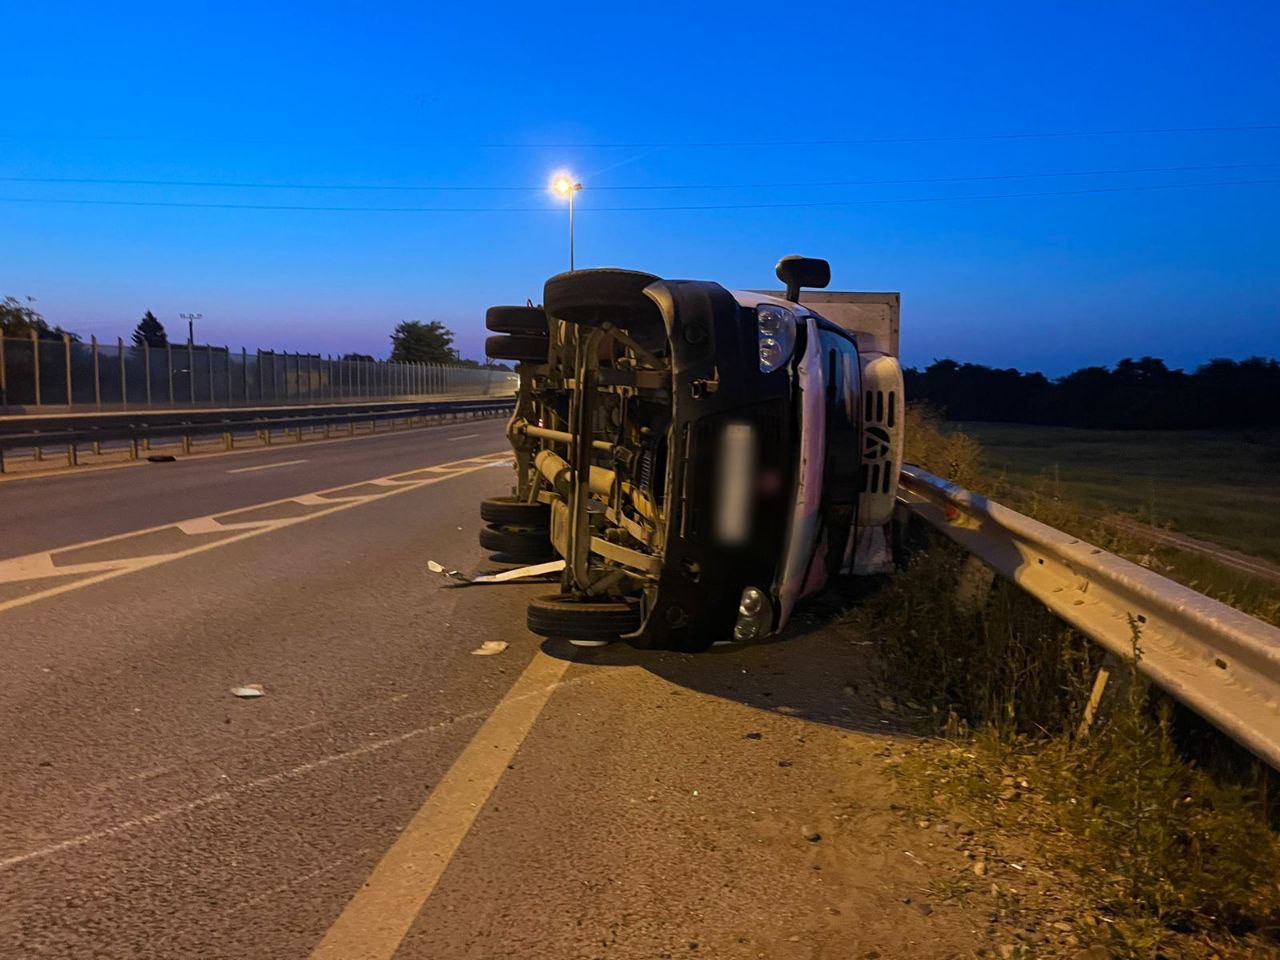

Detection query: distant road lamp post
xmin=551 ymin=173 xmax=583 ymax=271
xmin=180 ymin=312 xmax=203 ymax=346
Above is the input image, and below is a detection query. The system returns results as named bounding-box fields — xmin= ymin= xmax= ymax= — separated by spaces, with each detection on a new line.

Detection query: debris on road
xmin=230 ymin=684 xmax=265 ymax=698
xmin=147 ymin=455 xmax=177 ymax=463
xmin=471 ymin=640 xmax=509 ymax=656
xmin=427 ymin=558 xmax=564 ymax=585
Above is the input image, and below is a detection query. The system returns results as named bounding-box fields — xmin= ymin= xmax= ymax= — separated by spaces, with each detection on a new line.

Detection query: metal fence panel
xmin=1 ymin=333 xmax=514 ymax=412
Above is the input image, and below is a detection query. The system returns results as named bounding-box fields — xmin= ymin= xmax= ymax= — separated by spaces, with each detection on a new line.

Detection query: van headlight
xmin=756 ymin=304 xmax=797 ymax=373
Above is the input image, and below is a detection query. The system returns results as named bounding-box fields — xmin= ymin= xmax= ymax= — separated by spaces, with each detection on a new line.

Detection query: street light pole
xmin=180 ymin=312 xmax=203 ymax=346
xmin=551 ymin=173 xmax=583 ymax=272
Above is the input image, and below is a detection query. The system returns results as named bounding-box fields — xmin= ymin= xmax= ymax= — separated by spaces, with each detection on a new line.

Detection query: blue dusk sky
xmin=2 ymin=1 xmax=1277 ymax=374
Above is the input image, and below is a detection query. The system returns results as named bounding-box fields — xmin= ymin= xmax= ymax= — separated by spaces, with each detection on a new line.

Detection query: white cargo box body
xmin=754 ymin=291 xmax=900 ymax=357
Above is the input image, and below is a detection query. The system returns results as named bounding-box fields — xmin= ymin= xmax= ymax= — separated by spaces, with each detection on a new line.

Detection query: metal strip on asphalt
xmin=309 ymin=650 xmax=575 ymax=960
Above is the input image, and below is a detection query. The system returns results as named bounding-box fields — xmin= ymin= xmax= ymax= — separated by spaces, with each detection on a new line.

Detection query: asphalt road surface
xmin=0 ymin=419 xmax=983 ymax=959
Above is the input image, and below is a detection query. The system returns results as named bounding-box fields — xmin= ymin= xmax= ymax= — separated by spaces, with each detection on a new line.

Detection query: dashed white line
xmin=226 ymin=459 xmax=309 ymax=474
xmin=448 ymin=433 xmax=481 ymax=441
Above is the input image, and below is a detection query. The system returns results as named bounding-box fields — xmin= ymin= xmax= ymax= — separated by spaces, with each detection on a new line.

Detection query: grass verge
xmin=849 ymin=407 xmax=1280 ymax=958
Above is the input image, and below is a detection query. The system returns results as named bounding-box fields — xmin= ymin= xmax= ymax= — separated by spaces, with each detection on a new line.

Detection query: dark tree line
xmin=904 ymin=356 xmax=1280 ymax=429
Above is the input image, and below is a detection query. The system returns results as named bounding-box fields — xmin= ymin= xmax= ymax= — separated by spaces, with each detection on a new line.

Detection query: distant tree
xmin=389 ymin=320 xmax=459 ymax=365
xmin=905 ymin=354 xmax=1280 ymax=429
xmin=341 ymin=352 xmax=376 ymax=362
xmin=131 ymin=310 xmax=168 ymax=348
xmin=0 ymin=295 xmax=80 ymax=341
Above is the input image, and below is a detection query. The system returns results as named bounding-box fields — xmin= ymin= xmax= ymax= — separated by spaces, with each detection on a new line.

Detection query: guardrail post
xmin=144 ymin=340 xmax=152 ymax=407
xmin=118 ymin=337 xmax=127 ymax=409
xmin=31 ymin=330 xmax=41 ymax=407
xmin=224 ymin=431 xmax=233 ymax=450
xmin=129 ymin=438 xmax=138 ymax=460
xmin=63 ymin=333 xmax=72 ymax=408
xmin=67 ymin=442 xmax=76 ymax=466
xmin=182 ymin=434 xmax=192 ymax=454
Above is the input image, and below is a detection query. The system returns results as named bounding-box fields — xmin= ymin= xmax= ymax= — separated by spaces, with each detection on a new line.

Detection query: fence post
xmin=187 ymin=339 xmax=195 ymax=406
xmin=118 ymin=337 xmax=127 ymax=408
xmin=243 ymin=348 xmax=249 ymax=403
xmin=225 ymin=345 xmax=232 ymax=405
xmin=167 ymin=342 xmax=174 ymax=405
xmin=206 ymin=344 xmax=214 ymax=404
xmin=92 ymin=336 xmax=101 ymax=408
xmin=0 ymin=335 xmax=7 ymax=410
xmin=31 ymin=330 xmax=41 ymax=407
xmin=144 ymin=340 xmax=152 ymax=407
xmin=62 ymin=333 xmax=72 ymax=407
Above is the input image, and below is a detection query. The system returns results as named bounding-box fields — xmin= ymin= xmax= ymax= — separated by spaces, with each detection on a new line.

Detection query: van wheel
xmin=543 ymin=268 xmax=663 ymax=328
xmin=485 ymin=335 xmax=548 ymax=362
xmin=526 ymin=593 xmax=641 ymax=640
xmin=478 ymin=524 xmax=553 ymax=560
xmin=480 ymin=496 xmax=549 ymax=527
xmin=486 ymin=306 xmax=549 ymax=336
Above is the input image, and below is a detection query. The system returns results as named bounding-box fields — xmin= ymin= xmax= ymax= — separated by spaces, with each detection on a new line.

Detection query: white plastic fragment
xmin=230 ymin=684 xmax=265 ymax=698
xmin=471 ymin=641 xmax=509 ymax=656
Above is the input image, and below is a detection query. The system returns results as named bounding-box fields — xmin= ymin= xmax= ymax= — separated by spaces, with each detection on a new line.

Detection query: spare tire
xmin=486 ymin=306 xmax=549 ymax=336
xmin=480 ymin=495 xmax=550 ymax=527
xmin=543 ymin=268 xmax=663 ymax=329
xmin=485 ymin=334 xmax=548 ymax=363
xmin=526 ymin=593 xmax=642 ymax=640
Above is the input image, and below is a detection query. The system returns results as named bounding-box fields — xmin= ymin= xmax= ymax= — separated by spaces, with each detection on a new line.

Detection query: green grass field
xmin=950 ymin=423 xmax=1280 ymax=564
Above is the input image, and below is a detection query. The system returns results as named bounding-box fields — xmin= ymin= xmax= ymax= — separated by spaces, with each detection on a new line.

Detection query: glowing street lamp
xmin=551 ymin=172 xmax=583 ymax=271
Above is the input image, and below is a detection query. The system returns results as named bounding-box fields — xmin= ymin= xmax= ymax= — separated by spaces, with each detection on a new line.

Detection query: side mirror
xmin=775 ymin=255 xmax=831 ymax=302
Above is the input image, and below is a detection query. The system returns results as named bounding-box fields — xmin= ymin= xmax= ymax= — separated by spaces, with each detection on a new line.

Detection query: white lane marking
xmin=226 ymin=458 xmax=309 ymax=474
xmin=0 ymin=669 xmax=579 ymax=873
xmin=448 ymin=433 xmax=481 ymax=441
xmin=0 ymin=451 xmax=507 ymax=612
xmin=310 ymin=651 xmax=574 ymax=960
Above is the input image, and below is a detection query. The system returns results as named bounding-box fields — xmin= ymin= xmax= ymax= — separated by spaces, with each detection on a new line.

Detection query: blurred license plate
xmin=715 ymin=423 xmax=756 ymax=545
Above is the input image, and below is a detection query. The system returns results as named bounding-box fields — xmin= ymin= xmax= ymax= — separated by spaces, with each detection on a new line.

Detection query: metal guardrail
xmin=898 ymin=463 xmax=1280 ymax=770
xmin=0 ymin=397 xmax=515 ymax=472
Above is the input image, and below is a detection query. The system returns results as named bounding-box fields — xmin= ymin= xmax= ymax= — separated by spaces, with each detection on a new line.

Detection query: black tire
xmin=478 ymin=524 xmax=553 ymax=559
xmin=485 ymin=334 xmax=548 ymax=363
xmin=526 ymin=593 xmax=642 ymax=640
xmin=543 ymin=268 xmax=663 ymax=328
xmin=486 ymin=306 xmax=549 ymax=336
xmin=480 ymin=496 xmax=550 ymax=527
